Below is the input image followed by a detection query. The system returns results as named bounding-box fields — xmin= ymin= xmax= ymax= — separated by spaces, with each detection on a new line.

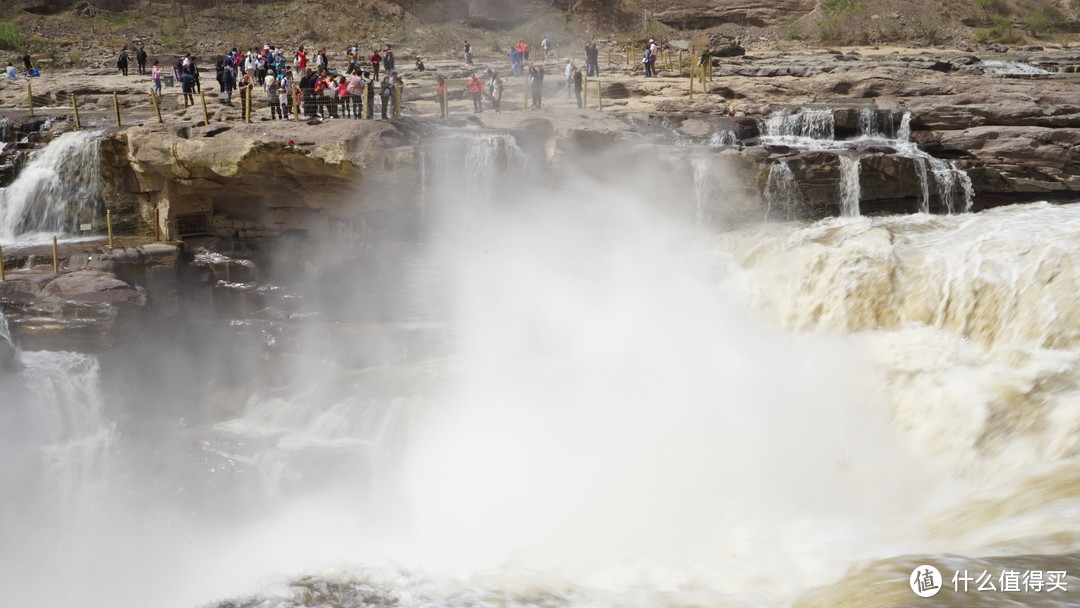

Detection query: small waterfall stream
xmin=0 ymin=130 xmax=103 ymax=243
xmin=760 ymin=108 xmax=973 ymax=216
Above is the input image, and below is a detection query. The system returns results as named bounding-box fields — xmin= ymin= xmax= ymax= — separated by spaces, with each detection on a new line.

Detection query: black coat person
xmin=117 ymin=49 xmax=129 ymax=76
xmin=136 ymin=47 xmax=148 ymax=75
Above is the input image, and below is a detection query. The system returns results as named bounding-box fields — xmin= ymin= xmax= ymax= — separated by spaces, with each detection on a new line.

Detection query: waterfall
xmin=0 ymin=130 xmax=103 ymax=243
xmin=763 ymin=161 xmax=802 ymax=221
xmin=926 ymin=156 xmax=975 ymax=214
xmin=0 ymin=308 xmax=12 ymax=350
xmin=0 ymin=130 xmax=102 ymax=240
xmin=914 ymin=156 xmax=930 ymax=213
xmin=422 ymin=133 xmax=527 ymax=202
xmin=838 ymin=155 xmax=861 ymax=217
xmin=18 ymin=350 xmax=113 ymax=524
xmin=708 ymin=130 xmax=738 ymax=147
xmin=762 ymin=109 xmax=835 ymax=141
xmin=691 ymin=155 xmax=712 ymax=225
xmin=897 ymin=111 xmax=912 ymax=142
xmin=857 ymin=108 xmax=882 ymax=138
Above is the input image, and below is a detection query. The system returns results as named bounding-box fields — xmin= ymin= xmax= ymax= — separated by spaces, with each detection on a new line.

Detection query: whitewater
xmin=0 ymin=133 xmax=1078 ymax=608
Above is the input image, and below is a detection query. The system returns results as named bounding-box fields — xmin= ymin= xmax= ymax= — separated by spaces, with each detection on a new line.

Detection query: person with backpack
xmin=266 ymin=73 xmax=281 ymax=119
xmin=180 ymin=69 xmax=196 ymax=107
xmin=117 ymin=47 xmax=129 ymax=76
xmin=464 ymin=40 xmax=472 ymax=65
xmin=222 ymin=63 xmax=236 ymax=104
xmin=279 ymin=71 xmax=293 ymax=120
xmin=136 ymin=47 xmax=147 ymax=75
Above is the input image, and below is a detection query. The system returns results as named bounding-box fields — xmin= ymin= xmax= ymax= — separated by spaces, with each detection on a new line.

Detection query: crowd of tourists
xmin=104 ymin=37 xmax=616 ymax=119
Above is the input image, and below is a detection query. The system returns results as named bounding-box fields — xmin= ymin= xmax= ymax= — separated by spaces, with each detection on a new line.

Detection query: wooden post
xmin=149 ymin=88 xmax=163 ymax=123
xmin=0 ymin=244 xmax=5 ymax=282
xmin=679 ymin=50 xmax=683 ymax=72
xmin=27 ymin=82 xmax=33 ymax=117
xmin=689 ymin=63 xmax=694 ymax=98
xmin=52 ymin=236 xmax=59 ymax=274
xmin=106 ymin=210 xmax=114 ymax=249
xmin=154 ymin=208 xmax=161 ymax=241
xmin=583 ymin=73 xmax=588 ymax=99
xmin=245 ymin=86 xmax=252 ymax=123
xmin=72 ymin=93 xmax=82 ymax=129
xmin=441 ymin=89 xmax=448 ymax=119
xmin=596 ymin=80 xmax=602 ymax=111
xmin=113 ymin=92 xmax=121 ymax=127
xmin=393 ymin=84 xmax=401 ymax=118
xmin=199 ymin=91 xmax=209 ymax=124
xmin=625 ymin=46 xmax=631 ymax=65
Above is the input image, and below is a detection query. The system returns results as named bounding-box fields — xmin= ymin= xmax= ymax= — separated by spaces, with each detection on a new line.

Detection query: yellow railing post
xmin=245 ymin=87 xmax=252 ymax=123
xmin=52 ymin=236 xmax=59 ymax=274
xmin=150 ymin=88 xmax=163 ymax=123
xmin=72 ymin=93 xmax=81 ymax=129
xmin=27 ymin=82 xmax=33 ymax=117
xmin=596 ymin=80 xmax=602 ymax=111
xmin=113 ymin=92 xmax=121 ymax=127
xmin=154 ymin=208 xmax=161 ymax=241
xmin=200 ymin=91 xmax=209 ymax=124
xmin=107 ymin=210 xmax=114 ymax=249
xmin=0 ymin=244 xmax=5 ymax=282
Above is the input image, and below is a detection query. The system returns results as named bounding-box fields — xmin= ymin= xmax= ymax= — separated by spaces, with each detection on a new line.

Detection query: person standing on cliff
xmin=464 ymin=40 xmax=473 ymax=65
xmin=383 ymin=45 xmax=395 ymax=74
xmin=179 ymin=69 xmax=195 ymax=107
xmin=585 ymin=41 xmax=599 ymax=77
xmin=370 ymin=49 xmax=382 ymax=80
xmin=151 ymin=60 xmax=162 ymax=95
xmin=136 ymin=47 xmax=147 ymax=75
xmin=490 ymin=71 xmax=503 ymax=113
xmin=572 ymin=66 xmax=583 ymax=108
xmin=467 ymin=73 xmax=484 ymax=113
xmin=528 ymin=64 xmax=544 ymax=109
xmin=117 ymin=47 xmax=129 ymax=76
xmin=365 ymin=71 xmax=376 ymax=119
xmin=22 ymin=50 xmax=32 ymax=76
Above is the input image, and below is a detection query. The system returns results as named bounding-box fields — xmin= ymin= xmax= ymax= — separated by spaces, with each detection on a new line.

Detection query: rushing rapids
xmin=1 ymin=129 xmax=1079 ymax=608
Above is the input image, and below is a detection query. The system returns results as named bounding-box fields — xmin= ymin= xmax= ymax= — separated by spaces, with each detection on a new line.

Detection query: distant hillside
xmin=2 ymin=0 xmax=1079 ymax=70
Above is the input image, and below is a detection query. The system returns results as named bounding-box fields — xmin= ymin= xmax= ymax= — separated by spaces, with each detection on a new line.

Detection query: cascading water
xmin=764 ymin=161 xmax=802 ymax=221
xmin=763 ymin=108 xmax=835 ymax=143
xmin=5 ymin=124 xmax=1080 ymax=608
xmin=980 ymin=61 xmax=1051 ymax=76
xmin=839 ymin=155 xmax=861 ymax=217
xmin=691 ymin=154 xmax=713 ymax=224
xmin=421 ymin=132 xmax=527 ymax=202
xmin=925 ymin=155 xmax=975 ymax=214
xmin=0 ymin=130 xmax=103 ymax=243
xmin=857 ymin=107 xmax=886 ymax=139
xmin=708 ymin=130 xmax=738 ymax=147
xmin=897 ymin=111 xmax=912 ymax=142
